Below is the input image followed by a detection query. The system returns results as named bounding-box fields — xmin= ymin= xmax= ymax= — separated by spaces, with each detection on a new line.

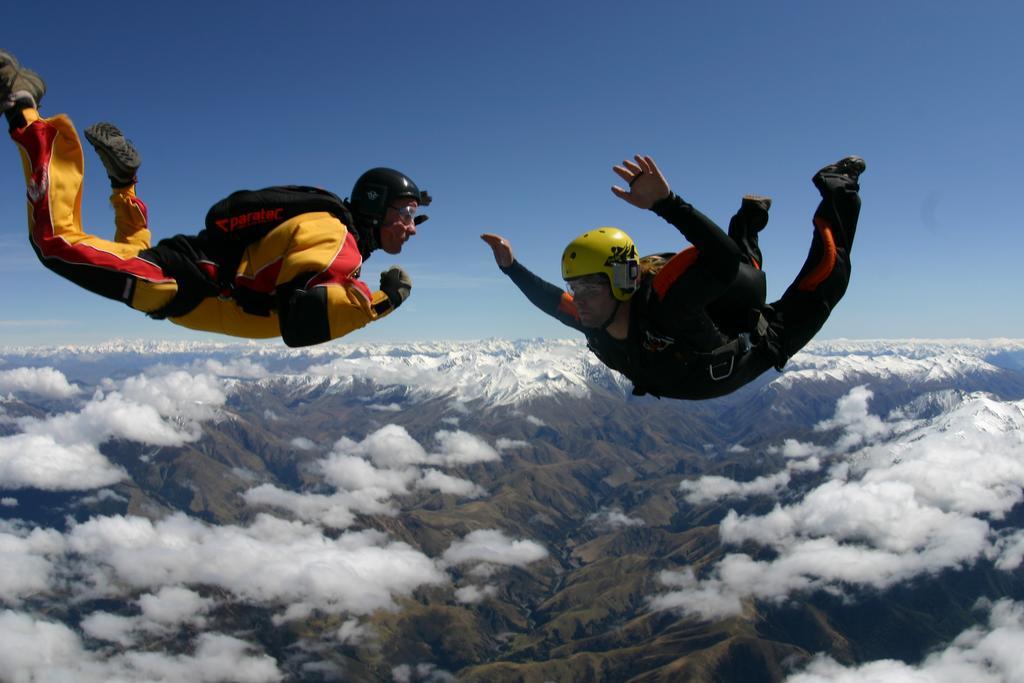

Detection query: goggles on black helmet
xmin=350 ymin=167 xmax=430 ymax=227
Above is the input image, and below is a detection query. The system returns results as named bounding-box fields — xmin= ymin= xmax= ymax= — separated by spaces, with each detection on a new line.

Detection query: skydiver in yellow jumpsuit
xmin=2 ymin=49 xmax=428 ymax=347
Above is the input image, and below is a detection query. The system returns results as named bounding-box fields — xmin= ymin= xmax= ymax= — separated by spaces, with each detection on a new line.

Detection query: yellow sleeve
xmin=324 ymin=286 xmax=396 ymax=340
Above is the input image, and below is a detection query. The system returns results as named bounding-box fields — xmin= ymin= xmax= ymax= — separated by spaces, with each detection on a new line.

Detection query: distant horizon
xmin=2 ymin=334 xmax=1024 ymax=351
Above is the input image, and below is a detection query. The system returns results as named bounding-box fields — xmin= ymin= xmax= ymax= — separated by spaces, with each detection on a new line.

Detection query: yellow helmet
xmin=561 ymin=227 xmax=640 ymax=301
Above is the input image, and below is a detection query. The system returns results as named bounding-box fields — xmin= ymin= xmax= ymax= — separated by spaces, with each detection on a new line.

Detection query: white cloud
xmin=77 ymin=488 xmax=129 ymax=507
xmin=0 ymin=366 xmax=80 ymax=398
xmin=678 ymin=471 xmax=791 ymax=505
xmin=496 ymin=438 xmax=529 ymax=451
xmin=417 ymin=469 xmax=485 ymax=498
xmin=336 ymin=425 xmax=431 ymax=469
xmin=787 ymin=599 xmax=1024 ymax=683
xmin=107 ymin=369 xmax=227 ymax=422
xmin=0 ymin=610 xmax=92 ymax=679
xmin=446 ymin=401 xmax=470 ymax=416
xmin=82 ymin=586 xmax=215 ymax=647
xmin=0 ymin=369 xmax=232 ymax=491
xmin=246 ymin=425 xmax=499 ymax=528
xmin=651 ymin=568 xmax=742 ymax=620
xmin=320 ymin=453 xmax=418 ymax=495
xmin=526 ymin=415 xmax=546 ymax=426
xmin=289 ymin=437 xmax=316 ymax=451
xmin=653 ymin=391 xmax=1024 ymax=620
xmin=190 ymin=357 xmax=268 ymax=379
xmin=0 ymin=522 xmax=66 ymax=603
xmin=0 ymin=432 xmax=126 ymax=490
xmin=66 ymin=513 xmax=447 ymax=617
xmin=80 ymin=611 xmax=138 ymax=646
xmin=467 ymin=563 xmax=501 ymax=579
xmin=454 ymin=584 xmax=498 ymax=604
xmin=992 ymin=529 xmax=1024 ymax=571
xmin=242 ymin=483 xmax=397 ymax=528
xmin=392 ymin=662 xmax=456 ymax=683
xmin=787 ymin=456 xmax=823 ymax=473
xmin=442 ymin=529 xmax=548 ymax=568
xmin=19 ymin=391 xmax=196 ymax=447
xmin=0 ymin=610 xmax=283 ymax=683
xmin=432 ymin=430 xmax=500 ymax=465
xmin=138 ymin=586 xmax=214 ymax=626
xmin=1 ymin=497 xmax=18 ymax=507
xmin=231 ymin=467 xmax=259 ymax=483
xmin=777 ymin=438 xmax=827 ymax=459
xmin=586 ymin=507 xmax=644 ymax=530
xmin=813 ymin=385 xmax=891 ymax=450
xmin=119 ymin=632 xmax=283 ymax=682
xmin=368 ymin=403 xmax=402 ymax=412
xmin=336 ymin=618 xmax=370 ymax=645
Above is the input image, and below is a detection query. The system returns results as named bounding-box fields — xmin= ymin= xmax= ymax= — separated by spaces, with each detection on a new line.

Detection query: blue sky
xmin=2 ymin=1 xmax=1021 ymax=345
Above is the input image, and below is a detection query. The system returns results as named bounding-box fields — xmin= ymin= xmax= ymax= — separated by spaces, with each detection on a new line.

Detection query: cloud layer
xmin=656 ymin=389 xmax=1024 ymax=620
xmin=788 ymin=599 xmax=1024 ymax=683
xmin=0 ymin=368 xmax=229 ymax=490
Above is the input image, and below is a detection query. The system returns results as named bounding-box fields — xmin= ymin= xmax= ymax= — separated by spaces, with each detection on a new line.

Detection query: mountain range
xmin=1 ymin=337 xmax=1023 ymax=682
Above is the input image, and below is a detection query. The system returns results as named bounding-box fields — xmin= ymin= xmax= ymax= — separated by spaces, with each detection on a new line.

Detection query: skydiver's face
xmin=379 ymin=198 xmax=419 ymax=254
xmin=567 ymin=275 xmax=618 ymax=329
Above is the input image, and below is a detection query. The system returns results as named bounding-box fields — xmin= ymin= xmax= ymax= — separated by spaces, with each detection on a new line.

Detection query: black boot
xmin=728 ymin=195 xmax=772 ymax=267
xmin=813 ymin=156 xmax=866 ymax=193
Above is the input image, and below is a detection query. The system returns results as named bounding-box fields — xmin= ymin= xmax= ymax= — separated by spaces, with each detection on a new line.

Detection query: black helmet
xmin=348 ymin=167 xmax=431 ymax=229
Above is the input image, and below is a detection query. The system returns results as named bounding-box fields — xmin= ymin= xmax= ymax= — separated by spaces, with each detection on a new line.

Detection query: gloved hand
xmin=379 ymin=266 xmax=412 ymax=309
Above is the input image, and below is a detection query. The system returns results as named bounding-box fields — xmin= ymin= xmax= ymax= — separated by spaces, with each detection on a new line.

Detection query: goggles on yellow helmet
xmin=561 ymin=227 xmax=640 ymax=301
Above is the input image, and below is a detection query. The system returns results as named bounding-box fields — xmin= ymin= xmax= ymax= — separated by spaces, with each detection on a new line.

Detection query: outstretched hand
xmin=611 ymin=155 xmax=671 ymax=209
xmin=379 ymin=266 xmax=412 ymax=308
xmin=481 ymin=233 xmax=514 ymax=268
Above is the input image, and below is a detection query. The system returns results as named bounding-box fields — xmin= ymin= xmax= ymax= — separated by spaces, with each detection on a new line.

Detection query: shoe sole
xmin=0 ymin=51 xmax=45 ymax=108
xmin=84 ymin=123 xmax=141 ymax=177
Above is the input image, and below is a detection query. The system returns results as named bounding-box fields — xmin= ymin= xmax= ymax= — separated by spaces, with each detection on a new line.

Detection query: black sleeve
xmin=501 ymin=260 xmax=585 ymax=331
xmin=650 ymin=193 xmax=743 ymax=280
xmin=278 ymin=285 xmax=332 ymax=347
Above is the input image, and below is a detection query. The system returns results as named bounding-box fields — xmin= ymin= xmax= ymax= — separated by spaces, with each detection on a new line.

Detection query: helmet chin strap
xmin=350 ymin=214 xmax=382 ymax=260
xmin=599 ymin=300 xmax=621 ymax=332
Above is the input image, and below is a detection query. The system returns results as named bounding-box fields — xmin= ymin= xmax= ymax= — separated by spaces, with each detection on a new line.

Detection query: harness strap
xmin=142 ymin=235 xmax=220 ymax=319
xmin=694 ymin=309 xmax=773 ymax=381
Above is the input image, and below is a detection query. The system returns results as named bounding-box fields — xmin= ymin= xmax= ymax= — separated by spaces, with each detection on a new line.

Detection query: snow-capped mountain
xmin=2 ymin=338 xmax=1024 ymax=682
xmin=5 ymin=337 xmax=1022 ymax=407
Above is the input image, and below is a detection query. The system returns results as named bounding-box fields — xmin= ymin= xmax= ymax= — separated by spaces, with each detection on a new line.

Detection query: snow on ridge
xmin=942 ymin=392 xmax=1024 ymax=435
xmin=774 ymin=339 xmax=1024 ymax=389
xmin=803 ymin=338 xmax=1024 ymax=359
xmin=3 ymin=337 xmax=1022 ymax=359
xmin=2 ymin=338 xmax=1021 ymax=406
xmin=274 ymin=339 xmax=630 ymax=406
xmin=0 ymin=337 xmax=562 ymax=359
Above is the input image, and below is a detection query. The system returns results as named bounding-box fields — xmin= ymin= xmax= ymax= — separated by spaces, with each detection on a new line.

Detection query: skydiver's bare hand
xmin=611 ymin=154 xmax=671 ymax=209
xmin=481 ymin=233 xmax=514 ymax=268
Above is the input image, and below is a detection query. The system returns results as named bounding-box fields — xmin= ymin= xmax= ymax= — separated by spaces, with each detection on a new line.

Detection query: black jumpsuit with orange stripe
xmin=501 ymin=168 xmax=861 ymax=400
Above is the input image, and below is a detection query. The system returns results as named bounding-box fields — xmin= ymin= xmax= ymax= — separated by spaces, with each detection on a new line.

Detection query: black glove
xmin=379 ymin=266 xmax=412 ymax=309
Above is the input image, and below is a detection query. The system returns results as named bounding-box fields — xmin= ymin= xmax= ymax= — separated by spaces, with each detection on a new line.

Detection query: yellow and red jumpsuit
xmin=10 ymin=110 xmax=397 ymax=346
